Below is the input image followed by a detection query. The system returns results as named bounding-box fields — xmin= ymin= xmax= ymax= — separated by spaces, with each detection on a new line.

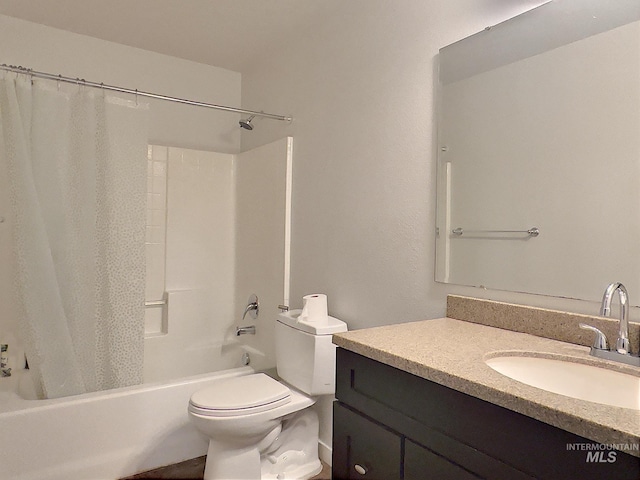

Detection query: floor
xmin=122 ymin=456 xmax=331 ymax=480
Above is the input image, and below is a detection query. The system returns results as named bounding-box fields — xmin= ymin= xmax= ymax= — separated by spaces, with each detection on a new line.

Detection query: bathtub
xmin=0 ymin=361 xmax=255 ymax=480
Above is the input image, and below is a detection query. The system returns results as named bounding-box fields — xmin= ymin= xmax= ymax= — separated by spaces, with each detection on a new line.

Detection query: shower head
xmin=239 ymin=115 xmax=255 ymax=130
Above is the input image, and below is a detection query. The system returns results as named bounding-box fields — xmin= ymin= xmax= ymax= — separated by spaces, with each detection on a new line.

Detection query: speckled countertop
xmin=333 ymin=317 xmax=640 ymax=456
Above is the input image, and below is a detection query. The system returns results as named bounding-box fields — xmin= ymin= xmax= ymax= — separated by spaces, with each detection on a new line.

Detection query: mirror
xmin=435 ymin=0 xmax=640 ymax=303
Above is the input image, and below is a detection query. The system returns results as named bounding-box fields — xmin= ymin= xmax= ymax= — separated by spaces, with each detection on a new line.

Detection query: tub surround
xmin=332 ymin=296 xmax=640 ymax=455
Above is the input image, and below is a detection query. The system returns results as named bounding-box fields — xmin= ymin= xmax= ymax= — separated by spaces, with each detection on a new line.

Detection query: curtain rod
xmin=0 ymin=63 xmax=293 ymax=122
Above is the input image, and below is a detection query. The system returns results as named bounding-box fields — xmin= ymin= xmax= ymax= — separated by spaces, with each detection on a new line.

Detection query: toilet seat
xmin=189 ymin=373 xmax=291 ymax=417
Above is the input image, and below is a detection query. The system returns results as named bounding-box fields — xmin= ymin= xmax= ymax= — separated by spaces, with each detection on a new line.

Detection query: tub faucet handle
xmin=242 ymin=294 xmax=259 ymax=321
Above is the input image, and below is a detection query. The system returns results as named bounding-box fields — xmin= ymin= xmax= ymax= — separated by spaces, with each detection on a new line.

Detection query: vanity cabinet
xmin=332 ymin=348 xmax=640 ymax=480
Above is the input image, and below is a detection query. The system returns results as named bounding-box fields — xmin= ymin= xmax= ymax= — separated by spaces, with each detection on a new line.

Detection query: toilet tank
xmin=275 ymin=311 xmax=347 ymax=396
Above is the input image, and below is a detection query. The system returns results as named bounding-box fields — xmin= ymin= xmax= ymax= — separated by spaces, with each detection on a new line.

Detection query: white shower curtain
xmin=0 ymin=72 xmax=148 ymax=398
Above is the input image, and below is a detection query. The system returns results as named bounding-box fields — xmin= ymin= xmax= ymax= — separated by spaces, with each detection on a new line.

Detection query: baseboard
xmin=318 ymin=439 xmax=332 ymax=467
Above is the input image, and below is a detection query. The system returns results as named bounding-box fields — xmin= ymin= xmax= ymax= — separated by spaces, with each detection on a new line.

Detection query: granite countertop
xmin=332 ymin=317 xmax=640 ymax=456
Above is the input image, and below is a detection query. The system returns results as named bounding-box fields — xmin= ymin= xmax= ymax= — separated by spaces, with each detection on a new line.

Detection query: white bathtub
xmin=0 ymin=365 xmax=254 ymax=480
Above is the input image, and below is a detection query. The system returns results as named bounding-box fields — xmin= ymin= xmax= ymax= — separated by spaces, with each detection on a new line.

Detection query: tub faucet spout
xmin=236 ymin=325 xmax=256 ymax=336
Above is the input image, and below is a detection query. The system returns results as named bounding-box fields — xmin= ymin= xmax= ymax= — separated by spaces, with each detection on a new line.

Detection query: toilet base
xmin=261 ymin=409 xmax=321 ymax=479
xmin=204 ymin=441 xmax=261 ymax=480
xmin=262 ymin=459 xmax=322 ymax=480
xmin=203 ymin=408 xmax=321 ymax=480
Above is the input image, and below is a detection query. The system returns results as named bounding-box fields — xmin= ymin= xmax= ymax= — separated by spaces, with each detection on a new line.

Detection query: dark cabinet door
xmin=404 ymin=439 xmax=483 ymax=480
xmin=332 ymin=402 xmax=402 ymax=480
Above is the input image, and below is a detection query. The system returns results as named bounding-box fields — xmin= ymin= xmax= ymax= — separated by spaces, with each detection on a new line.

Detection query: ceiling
xmin=0 ymin=0 xmax=344 ymax=73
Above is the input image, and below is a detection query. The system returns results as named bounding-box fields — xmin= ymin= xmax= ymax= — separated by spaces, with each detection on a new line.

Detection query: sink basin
xmin=485 ymin=354 xmax=640 ymax=410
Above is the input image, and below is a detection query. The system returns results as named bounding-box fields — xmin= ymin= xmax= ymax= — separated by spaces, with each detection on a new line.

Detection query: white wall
xmin=240 ymin=0 xmax=582 ymax=330
xmin=0 ymin=14 xmax=241 ymax=153
xmin=239 ymin=0 xmax=625 ymax=455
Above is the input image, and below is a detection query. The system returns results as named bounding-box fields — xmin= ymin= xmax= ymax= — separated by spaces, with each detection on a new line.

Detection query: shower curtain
xmin=0 ymin=72 xmax=148 ymax=398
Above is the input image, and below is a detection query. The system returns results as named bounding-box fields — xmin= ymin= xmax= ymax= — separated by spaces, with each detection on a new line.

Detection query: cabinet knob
xmin=354 ymin=464 xmax=368 ymax=475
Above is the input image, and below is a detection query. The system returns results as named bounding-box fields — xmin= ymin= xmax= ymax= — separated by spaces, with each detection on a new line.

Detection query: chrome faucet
xmin=579 ymin=282 xmax=639 ymax=367
xmin=236 ymin=294 xmax=259 ymax=337
xmin=236 ymin=325 xmax=256 ymax=336
xmin=599 ymin=282 xmax=630 ymax=354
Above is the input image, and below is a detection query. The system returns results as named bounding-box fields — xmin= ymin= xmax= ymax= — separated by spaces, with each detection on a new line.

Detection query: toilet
xmin=188 ymin=310 xmax=347 ymax=480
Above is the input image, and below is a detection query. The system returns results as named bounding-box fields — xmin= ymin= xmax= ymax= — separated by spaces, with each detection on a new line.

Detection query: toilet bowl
xmin=188 ymin=310 xmax=347 ymax=480
xmin=189 ymin=373 xmax=319 ymax=479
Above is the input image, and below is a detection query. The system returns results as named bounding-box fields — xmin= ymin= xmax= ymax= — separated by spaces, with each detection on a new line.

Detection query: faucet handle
xmin=579 ymin=323 xmax=608 ymax=350
xmin=242 ymin=294 xmax=259 ymax=321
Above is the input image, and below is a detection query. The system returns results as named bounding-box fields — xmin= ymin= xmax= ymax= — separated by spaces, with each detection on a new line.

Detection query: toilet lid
xmin=190 ymin=373 xmax=291 ymax=416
